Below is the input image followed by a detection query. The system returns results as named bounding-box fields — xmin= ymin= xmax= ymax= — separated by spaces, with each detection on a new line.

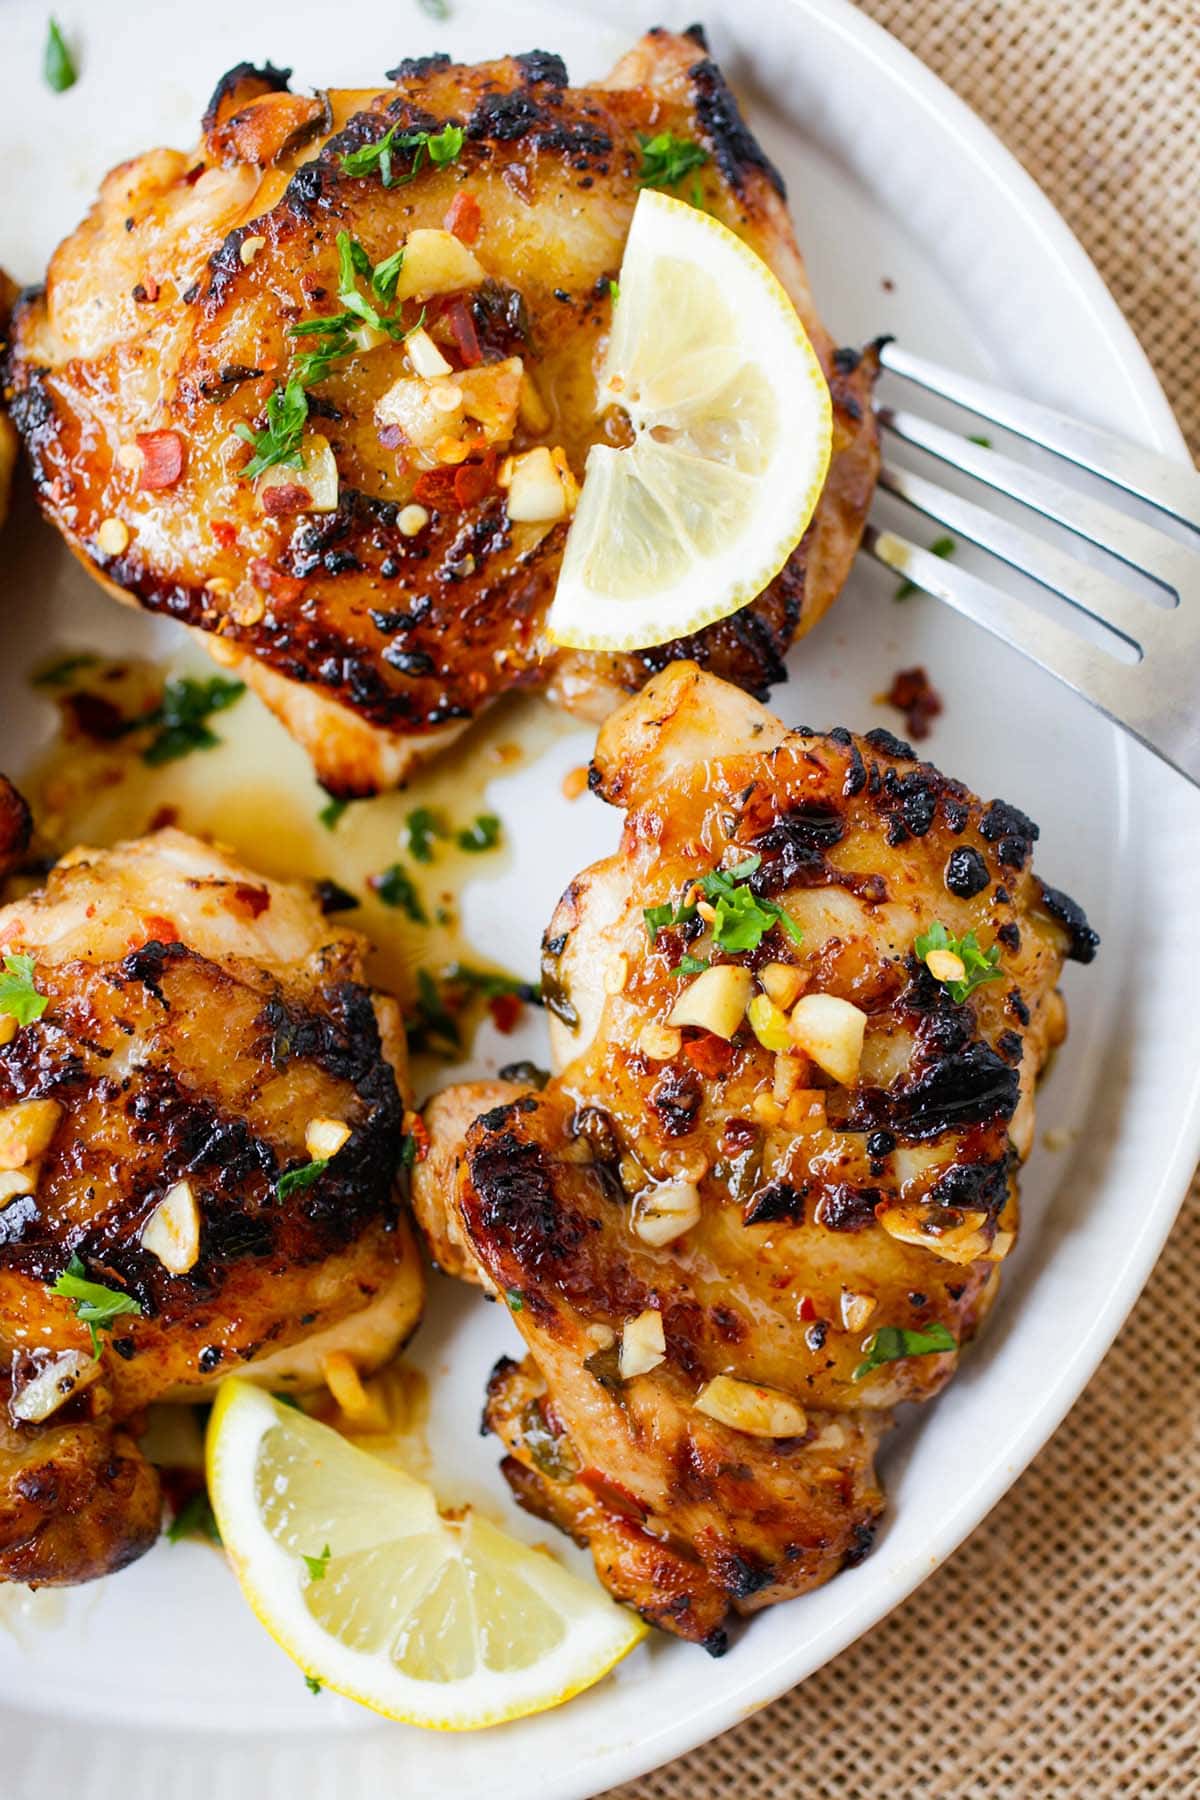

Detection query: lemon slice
xmin=206 ymin=1380 xmax=646 ymax=1729
xmin=547 ymin=188 xmax=833 ymax=651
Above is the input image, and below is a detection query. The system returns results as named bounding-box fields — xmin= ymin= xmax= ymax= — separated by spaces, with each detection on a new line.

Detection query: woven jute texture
xmin=605 ymin=6 xmax=1200 ymax=1796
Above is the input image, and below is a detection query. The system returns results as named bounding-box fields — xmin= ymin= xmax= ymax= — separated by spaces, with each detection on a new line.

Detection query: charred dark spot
xmin=945 ymin=845 xmax=989 ymax=898
xmin=929 ymin=1158 xmax=1009 ymax=1217
xmin=385 ymin=52 xmax=452 ymax=81
xmin=864 ymin=727 xmax=914 ymax=760
xmin=515 ymin=50 xmax=568 ymax=85
xmin=997 ymin=921 xmax=1021 ymax=951
xmin=997 ymin=1030 xmax=1024 ymax=1064
xmin=383 ymin=646 xmax=435 ymax=677
xmin=314 ymin=879 xmax=357 ymax=915
xmin=198 ymin=1345 xmax=223 ymax=1373
xmin=497 ymin=1060 xmax=551 ymax=1089
xmin=470 ymin=278 xmax=531 ymax=358
xmin=715 ymin=1550 xmax=773 ymax=1600
xmin=980 ymin=799 xmax=1039 ymax=869
xmin=468 ymin=1130 xmax=587 ymax=1278
xmin=805 ymin=1319 xmax=829 ymax=1351
xmin=711 ymin=1304 xmax=746 ymax=1343
xmin=0 ymin=1194 xmax=37 ymax=1245
xmin=815 ymin=1185 xmax=882 ymax=1232
xmin=842 ymin=1520 xmax=877 ymax=1568
xmin=884 ymin=769 xmax=939 ymax=839
xmin=702 ymin=1626 xmax=730 ymax=1658
xmin=833 ymin=346 xmax=862 ymax=372
xmin=866 ymin=1129 xmax=895 ymax=1158
xmin=1038 ymin=881 xmax=1099 ymax=964
xmin=747 ymin=803 xmax=845 ymax=895
xmin=110 ymin=1336 xmax=136 ymax=1361
xmin=201 ymin=61 xmax=291 ymax=134
xmin=688 ymin=57 xmax=785 ymax=198
xmin=117 ymin=939 xmax=188 ymax=1008
xmin=743 ymin=1178 xmax=804 ymax=1226
xmin=647 ymin=1065 xmax=702 ymax=1138
xmin=468 ymin=88 xmax=546 ymax=140
xmin=284 ymin=160 xmax=328 ymax=216
xmin=1006 ymin=988 xmax=1031 ymax=1026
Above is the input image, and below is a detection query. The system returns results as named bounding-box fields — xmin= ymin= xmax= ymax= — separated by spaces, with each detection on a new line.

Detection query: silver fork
xmin=861 ymin=340 xmax=1200 ymax=783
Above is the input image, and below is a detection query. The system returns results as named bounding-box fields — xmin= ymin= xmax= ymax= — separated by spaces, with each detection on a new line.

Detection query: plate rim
xmin=1 ymin=2 xmax=1197 ymax=1795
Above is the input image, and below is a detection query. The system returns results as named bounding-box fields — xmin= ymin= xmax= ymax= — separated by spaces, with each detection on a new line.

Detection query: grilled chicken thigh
xmin=0 ymin=823 xmax=421 ymax=1584
xmin=414 ymin=664 xmax=1096 ymax=1647
xmin=6 ymin=30 xmax=878 ymax=794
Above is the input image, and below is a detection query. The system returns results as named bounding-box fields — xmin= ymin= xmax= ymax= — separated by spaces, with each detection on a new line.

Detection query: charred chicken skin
xmin=0 ymin=822 xmax=421 ymax=1584
xmin=414 ymin=664 xmax=1096 ymax=1648
xmin=6 ymin=29 xmax=878 ymax=794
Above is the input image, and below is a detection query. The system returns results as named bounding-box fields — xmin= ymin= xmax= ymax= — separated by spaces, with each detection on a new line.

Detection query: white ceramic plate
xmin=2 ymin=1 xmax=1198 ymax=1795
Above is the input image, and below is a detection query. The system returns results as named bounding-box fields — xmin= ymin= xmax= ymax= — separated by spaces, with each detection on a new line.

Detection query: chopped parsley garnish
xmin=637 ymin=130 xmax=707 ymax=190
xmin=406 ymin=806 xmax=446 ymax=863
xmin=0 ymin=953 xmax=49 ymax=1028
xmin=968 ymin=434 xmax=992 ymax=449
xmin=305 ymin=1675 xmax=323 ymax=1695
xmin=852 ymin=1322 xmax=956 ymax=1382
xmin=234 ymin=376 xmax=308 ymax=480
xmin=51 ymin=1254 xmax=142 ymax=1358
xmin=166 ymin=1489 xmax=221 ymax=1546
xmin=505 ymin=1288 xmax=524 ymax=1312
xmin=318 ymin=796 xmax=348 ymax=830
xmin=442 ymin=961 xmax=539 ymax=1003
xmin=137 ymin=675 xmax=245 ymax=766
xmin=371 ymin=861 xmax=427 ymax=923
xmin=456 ymin=813 xmax=501 ymax=853
xmin=647 ymin=854 xmax=801 ymax=963
xmin=32 ymin=651 xmax=99 ymax=688
xmin=399 ymin=1133 xmax=419 ymax=1169
xmin=417 ymin=0 xmax=450 ymax=18
xmin=43 ymin=17 xmax=77 ymax=92
xmin=276 ymin=1159 xmax=329 ymax=1202
xmin=406 ymin=967 xmax=462 ymax=1056
xmin=895 ymin=534 xmax=956 ymax=601
xmin=339 ymin=121 xmax=464 ymax=188
xmin=674 ymin=953 xmax=709 ymax=975
xmin=302 ymin=1543 xmax=332 ymax=1580
xmin=914 ymin=920 xmax=1004 ymax=1004
xmin=608 ymin=277 xmax=620 ymax=303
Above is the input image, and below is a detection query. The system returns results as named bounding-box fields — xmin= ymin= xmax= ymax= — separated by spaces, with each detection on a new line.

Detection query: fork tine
xmin=863 ymin=521 xmax=1135 ymax=708
xmin=879 ymin=407 xmax=1188 ymax=599
xmin=878 ymin=341 xmax=1200 ymax=535
xmin=878 ymin=460 xmax=1163 ymax=652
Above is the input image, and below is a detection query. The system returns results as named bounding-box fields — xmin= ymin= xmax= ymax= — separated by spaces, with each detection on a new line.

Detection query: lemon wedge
xmin=205 ymin=1380 xmax=646 ymax=1729
xmin=547 ymin=188 xmax=833 ymax=651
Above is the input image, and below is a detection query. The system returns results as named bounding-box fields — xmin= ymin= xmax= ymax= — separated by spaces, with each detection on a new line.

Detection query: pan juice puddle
xmin=17 ymin=648 xmax=571 ymax=1071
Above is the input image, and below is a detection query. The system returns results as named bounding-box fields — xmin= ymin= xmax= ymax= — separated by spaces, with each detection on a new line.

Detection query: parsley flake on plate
xmin=914 ymin=920 xmax=1003 ymax=1004
xmin=852 ymin=1322 xmax=956 ymax=1382
xmin=895 ymin=534 xmax=955 ymax=601
xmin=166 ymin=1489 xmax=222 ymax=1546
xmin=137 ymin=675 xmax=245 ymax=766
xmin=456 ymin=813 xmax=502 ymax=854
xmin=51 ymin=1254 xmax=142 ymax=1358
xmin=318 ymin=796 xmax=348 ymax=831
xmin=406 ymin=806 xmax=447 ymax=863
xmin=370 ymin=861 xmax=427 ymax=923
xmin=0 ymin=953 xmax=49 ymax=1028
xmin=43 ymin=17 xmax=77 ymax=92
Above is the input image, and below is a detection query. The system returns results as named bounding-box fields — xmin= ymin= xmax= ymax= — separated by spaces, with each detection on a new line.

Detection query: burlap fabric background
xmin=607 ymin=5 xmax=1200 ymax=1796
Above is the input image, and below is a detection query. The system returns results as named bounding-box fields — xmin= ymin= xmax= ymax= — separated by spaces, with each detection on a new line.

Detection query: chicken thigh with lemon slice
xmin=6 ymin=30 xmax=878 ymax=794
xmin=414 ymin=664 xmax=1097 ymax=1647
xmin=0 ymin=825 xmax=421 ymax=1585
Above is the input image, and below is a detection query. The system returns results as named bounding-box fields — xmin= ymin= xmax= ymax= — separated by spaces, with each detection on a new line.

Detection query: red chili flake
xmin=453 ymin=448 xmax=496 ymax=507
xmin=445 ymin=297 xmax=482 ymax=367
xmin=136 ymin=429 xmax=186 ymax=491
xmin=142 ymin=914 xmax=179 ymax=944
xmin=211 ymin=520 xmax=238 ymax=548
xmin=184 ymin=162 xmax=207 ymax=186
xmin=682 ymin=1033 xmax=732 ymax=1079
xmin=488 ymin=991 xmax=523 ymax=1034
xmin=255 ymin=374 xmax=276 ymax=399
xmin=798 ymin=1294 xmax=817 ymax=1321
xmin=148 ymin=805 xmax=179 ymax=831
xmin=249 ymin=557 xmax=307 ymax=604
xmin=882 ymin=665 xmax=943 ymax=741
xmin=231 ymin=883 xmax=271 ymax=920
xmin=412 ymin=465 xmax=458 ymax=508
xmin=260 ymin=482 xmax=312 ymax=516
xmin=443 ymin=189 xmax=482 ymax=246
xmin=719 ymin=1116 xmax=758 ymax=1155
xmin=64 ymin=690 xmax=130 ymax=742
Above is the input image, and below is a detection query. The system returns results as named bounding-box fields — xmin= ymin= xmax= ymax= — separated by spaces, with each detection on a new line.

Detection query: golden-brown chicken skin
xmin=0 ymin=826 xmax=422 ymax=1584
xmin=6 ymin=29 xmax=878 ymax=794
xmin=414 ymin=664 xmax=1097 ymax=1648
